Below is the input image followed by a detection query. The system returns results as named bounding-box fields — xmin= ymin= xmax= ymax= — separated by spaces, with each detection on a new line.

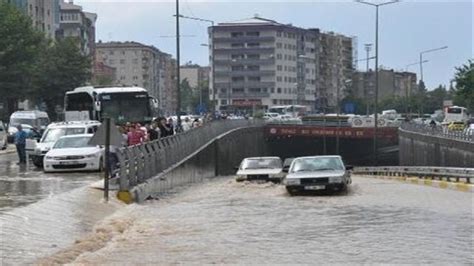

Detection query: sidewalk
xmin=0 ymin=145 xmax=16 ymax=155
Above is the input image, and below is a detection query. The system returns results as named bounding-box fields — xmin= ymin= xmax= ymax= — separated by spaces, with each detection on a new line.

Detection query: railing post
xmin=117 ymin=147 xmax=129 ymax=191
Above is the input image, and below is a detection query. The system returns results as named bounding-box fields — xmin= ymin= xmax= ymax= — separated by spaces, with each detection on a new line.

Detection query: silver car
xmin=235 ymin=157 xmax=284 ymax=183
xmin=284 ymin=155 xmax=352 ymax=195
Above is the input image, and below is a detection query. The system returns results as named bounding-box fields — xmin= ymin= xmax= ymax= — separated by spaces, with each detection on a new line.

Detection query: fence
xmin=400 ymin=122 xmax=473 ymax=142
xmin=116 ymin=119 xmax=262 ymax=192
xmin=353 ymin=166 xmax=474 ymax=183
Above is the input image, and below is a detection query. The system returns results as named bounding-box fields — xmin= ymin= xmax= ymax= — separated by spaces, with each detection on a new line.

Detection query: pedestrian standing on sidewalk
xmin=14 ymin=125 xmax=27 ymax=164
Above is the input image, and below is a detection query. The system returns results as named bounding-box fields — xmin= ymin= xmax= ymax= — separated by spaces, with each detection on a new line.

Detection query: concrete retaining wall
xmin=128 ymin=126 xmax=266 ymax=202
xmin=399 ymin=128 xmax=474 ymax=167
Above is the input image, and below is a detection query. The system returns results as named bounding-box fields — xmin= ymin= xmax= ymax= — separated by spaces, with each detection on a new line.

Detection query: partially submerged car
xmin=43 ymin=134 xmax=104 ymax=173
xmin=235 ymin=157 xmax=283 ymax=183
xmin=284 ymin=155 xmax=352 ymax=195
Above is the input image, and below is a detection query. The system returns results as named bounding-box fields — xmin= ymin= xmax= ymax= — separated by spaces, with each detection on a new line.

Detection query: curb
xmin=358 ymin=174 xmax=474 ymax=193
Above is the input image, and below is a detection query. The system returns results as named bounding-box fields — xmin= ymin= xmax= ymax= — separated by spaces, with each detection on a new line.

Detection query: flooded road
xmin=40 ymin=176 xmax=472 ymax=265
xmin=0 ymin=153 xmax=101 ymax=213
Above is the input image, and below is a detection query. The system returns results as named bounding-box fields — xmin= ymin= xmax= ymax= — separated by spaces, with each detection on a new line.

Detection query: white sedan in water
xmin=43 ymin=134 xmax=104 ymax=173
xmin=235 ymin=157 xmax=284 ymax=183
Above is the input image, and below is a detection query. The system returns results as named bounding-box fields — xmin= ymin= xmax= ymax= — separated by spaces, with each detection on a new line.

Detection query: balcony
xmin=214 ymin=58 xmax=275 ymax=66
xmin=214 ymin=70 xmax=275 ymax=77
xmin=213 ymin=36 xmax=275 ymax=43
xmin=218 ymin=92 xmax=270 ymax=99
xmin=214 ymin=47 xmax=275 ymax=54
xmin=215 ymin=81 xmax=275 ymax=88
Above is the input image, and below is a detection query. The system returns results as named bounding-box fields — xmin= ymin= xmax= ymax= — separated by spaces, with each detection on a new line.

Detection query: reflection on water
xmin=43 ymin=176 xmax=473 ymax=265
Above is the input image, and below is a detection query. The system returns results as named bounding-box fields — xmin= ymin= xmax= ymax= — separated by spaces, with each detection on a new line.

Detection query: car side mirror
xmin=345 ymin=165 xmax=354 ymax=171
xmin=233 ymin=166 xmax=239 ymax=171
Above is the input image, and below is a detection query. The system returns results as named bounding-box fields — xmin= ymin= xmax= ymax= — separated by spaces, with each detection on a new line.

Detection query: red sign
xmin=232 ymin=99 xmax=262 ymax=106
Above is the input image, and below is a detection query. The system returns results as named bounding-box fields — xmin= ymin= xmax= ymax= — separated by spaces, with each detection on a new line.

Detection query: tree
xmin=0 ymin=2 xmax=46 ymax=120
xmin=32 ymin=37 xmax=91 ymax=120
xmin=452 ymin=60 xmax=474 ymax=111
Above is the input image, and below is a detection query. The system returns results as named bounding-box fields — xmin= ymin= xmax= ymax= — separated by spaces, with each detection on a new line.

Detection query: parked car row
xmin=235 ymin=155 xmax=352 ymax=196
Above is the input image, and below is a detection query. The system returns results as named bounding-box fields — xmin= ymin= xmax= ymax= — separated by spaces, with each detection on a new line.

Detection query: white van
xmin=30 ymin=121 xmax=101 ymax=167
xmin=0 ymin=120 xmax=7 ymax=150
xmin=8 ymin=111 xmax=50 ymax=141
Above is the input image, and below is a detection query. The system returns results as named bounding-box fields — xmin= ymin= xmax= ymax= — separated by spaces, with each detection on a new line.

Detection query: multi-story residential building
xmin=317 ymin=31 xmax=355 ymax=112
xmin=352 ymin=68 xmax=417 ymax=101
xmin=209 ymin=17 xmax=319 ymax=113
xmin=4 ymin=0 xmax=61 ymax=39
xmin=56 ymin=0 xmax=96 ymax=56
xmin=95 ymin=41 xmax=177 ymax=114
xmin=209 ymin=16 xmax=354 ymax=113
xmin=180 ymin=63 xmax=210 ymax=89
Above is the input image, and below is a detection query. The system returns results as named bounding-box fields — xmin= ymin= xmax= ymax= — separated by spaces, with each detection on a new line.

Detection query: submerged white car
xmin=235 ymin=157 xmax=284 ymax=183
xmin=43 ymin=134 xmax=104 ymax=173
xmin=284 ymin=155 xmax=352 ymax=195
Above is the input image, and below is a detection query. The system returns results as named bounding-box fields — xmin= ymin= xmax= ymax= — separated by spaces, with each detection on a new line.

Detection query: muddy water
xmin=41 ymin=176 xmax=472 ymax=265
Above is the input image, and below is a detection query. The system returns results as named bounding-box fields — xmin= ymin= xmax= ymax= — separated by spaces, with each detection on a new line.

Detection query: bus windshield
xmin=100 ymin=92 xmax=151 ymax=123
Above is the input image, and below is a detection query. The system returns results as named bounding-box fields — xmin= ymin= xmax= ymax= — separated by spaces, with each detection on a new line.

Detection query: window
xmin=277 ymin=31 xmax=282 ymax=37
xmin=109 ymin=51 xmax=114 ymax=55
xmin=231 ymin=54 xmax=244 ymax=59
xmin=247 ymin=65 xmax=259 ymax=71
xmin=284 ymin=66 xmax=287 ymax=71
xmin=273 ymin=99 xmax=278 ymax=104
xmin=109 ymin=59 xmax=116 ymax=65
xmin=247 ymin=54 xmax=260 ymax=59
xmin=133 ymin=76 xmax=138 ymax=80
xmin=232 ymin=76 xmax=245 ymax=82
xmin=247 ymin=31 xmax=260 ymax=36
xmin=271 ymin=88 xmax=275 ymax=93
xmin=220 ymin=88 xmax=227 ymax=93
xmin=247 ymin=43 xmax=260 ymax=47
xmin=276 ymin=42 xmax=282 ymax=48
xmin=221 ymin=100 xmax=228 ymax=105
xmin=277 ymin=65 xmax=282 ymax=71
xmin=277 ymin=54 xmax=282 ymax=59
xmin=231 ymin=32 xmax=244 ymax=38
xmin=277 ymin=76 xmax=282 ymax=82
xmin=284 ymin=88 xmax=287 ymax=93
xmin=120 ymin=75 xmax=126 ymax=80
xmin=232 ymin=88 xmax=244 ymax=93
xmin=120 ymin=59 xmax=125 ymax=64
xmin=262 ymin=88 xmax=268 ymax=93
xmin=284 ymin=77 xmax=288 ymax=82
xmin=249 ymin=88 xmax=261 ymax=93
xmin=277 ymin=88 xmax=282 ymax=93
xmin=231 ymin=43 xmax=244 ymax=48
xmin=232 ymin=65 xmax=244 ymax=71
xmin=248 ymin=76 xmax=261 ymax=82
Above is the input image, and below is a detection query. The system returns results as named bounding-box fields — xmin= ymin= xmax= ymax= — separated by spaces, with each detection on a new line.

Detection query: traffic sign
xmin=88 ymin=119 xmax=123 ymax=147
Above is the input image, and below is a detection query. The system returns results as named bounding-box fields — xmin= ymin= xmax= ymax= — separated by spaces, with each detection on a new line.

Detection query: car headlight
xmin=285 ymin=178 xmax=300 ymax=185
xmin=84 ymin=153 xmax=98 ymax=158
xmin=329 ymin=176 xmax=343 ymax=183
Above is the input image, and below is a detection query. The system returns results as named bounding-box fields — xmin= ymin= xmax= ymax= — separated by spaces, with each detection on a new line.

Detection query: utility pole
xmin=175 ymin=0 xmax=182 ymax=131
xmin=364 ymin=43 xmax=373 ymax=116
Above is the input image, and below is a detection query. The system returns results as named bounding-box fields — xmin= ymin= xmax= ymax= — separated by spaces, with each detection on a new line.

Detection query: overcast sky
xmin=76 ymin=0 xmax=473 ymax=90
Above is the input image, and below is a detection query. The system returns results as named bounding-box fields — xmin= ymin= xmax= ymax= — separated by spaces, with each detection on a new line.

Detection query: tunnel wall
xmin=399 ymin=129 xmax=474 ymax=167
xmin=129 ymin=126 xmax=266 ymax=202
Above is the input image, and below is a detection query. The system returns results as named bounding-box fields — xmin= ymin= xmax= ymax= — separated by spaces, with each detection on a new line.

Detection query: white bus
xmin=64 ymin=86 xmax=159 ymax=124
xmin=268 ymin=105 xmax=309 ymax=117
xmin=443 ymin=106 xmax=470 ymax=124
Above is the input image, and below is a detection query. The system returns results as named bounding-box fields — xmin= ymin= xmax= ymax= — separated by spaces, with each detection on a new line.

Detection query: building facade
xmin=352 ymin=69 xmax=417 ymax=101
xmin=56 ymin=1 xmax=96 ymax=56
xmin=95 ymin=41 xmax=177 ymax=114
xmin=180 ymin=63 xmax=210 ymax=89
xmin=209 ymin=16 xmax=354 ymax=113
xmin=4 ymin=0 xmax=60 ymax=39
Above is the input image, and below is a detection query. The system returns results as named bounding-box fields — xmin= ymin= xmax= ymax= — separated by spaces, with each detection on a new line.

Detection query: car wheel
xmin=32 ymin=156 xmax=43 ymax=168
xmin=235 ymin=176 xmax=246 ymax=182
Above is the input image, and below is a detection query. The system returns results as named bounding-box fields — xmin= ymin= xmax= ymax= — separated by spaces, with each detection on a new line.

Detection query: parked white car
xmin=284 ymin=155 xmax=352 ymax=195
xmin=43 ymin=134 xmax=104 ymax=173
xmin=0 ymin=120 xmax=7 ymax=150
xmin=31 ymin=121 xmax=101 ymax=167
xmin=235 ymin=157 xmax=284 ymax=183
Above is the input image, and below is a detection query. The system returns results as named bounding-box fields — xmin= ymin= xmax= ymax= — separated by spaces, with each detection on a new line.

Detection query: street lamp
xmin=355 ymin=0 xmax=400 ymax=166
xmin=178 ymin=14 xmax=216 ymax=112
xmin=419 ymin=46 xmax=448 ymax=84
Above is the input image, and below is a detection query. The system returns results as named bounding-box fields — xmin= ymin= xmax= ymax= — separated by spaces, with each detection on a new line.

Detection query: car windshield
xmin=240 ymin=158 xmax=282 ymax=170
xmin=41 ymin=127 xmax=86 ymax=143
xmin=290 ymin=157 xmax=344 ymax=173
xmin=10 ymin=118 xmax=35 ymax=127
xmin=53 ymin=136 xmax=93 ymax=149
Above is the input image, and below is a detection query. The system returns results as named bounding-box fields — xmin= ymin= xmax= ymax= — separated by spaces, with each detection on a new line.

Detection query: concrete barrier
xmin=125 ymin=126 xmax=266 ymax=203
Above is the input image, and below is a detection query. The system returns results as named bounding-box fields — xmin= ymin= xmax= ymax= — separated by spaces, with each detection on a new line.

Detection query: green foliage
xmin=180 ymin=79 xmax=210 ymax=114
xmin=452 ymin=60 xmax=474 ymax=111
xmin=32 ymin=37 xmax=91 ymax=120
xmin=0 ymin=2 xmax=46 ymax=118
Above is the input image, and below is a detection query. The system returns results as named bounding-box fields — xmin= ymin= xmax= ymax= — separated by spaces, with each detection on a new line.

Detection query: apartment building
xmin=4 ymin=0 xmax=61 ymax=39
xmin=95 ymin=41 xmax=177 ymax=114
xmin=180 ymin=63 xmax=210 ymax=89
xmin=352 ymin=69 xmax=417 ymax=100
xmin=56 ymin=0 xmax=96 ymax=56
xmin=317 ymin=32 xmax=355 ymax=111
xmin=209 ymin=16 xmax=354 ymax=113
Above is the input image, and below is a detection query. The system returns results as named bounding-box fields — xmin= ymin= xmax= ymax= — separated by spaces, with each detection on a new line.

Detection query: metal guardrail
xmin=353 ymin=166 xmax=474 ymax=183
xmin=400 ymin=122 xmax=474 ymax=142
xmin=116 ymin=119 xmax=262 ymax=192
